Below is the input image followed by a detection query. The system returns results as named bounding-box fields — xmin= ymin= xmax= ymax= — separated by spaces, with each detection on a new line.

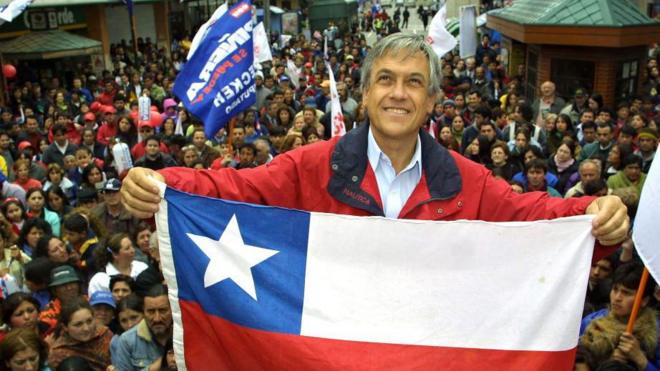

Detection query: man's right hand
xmin=120 ymin=167 xmax=165 ymax=219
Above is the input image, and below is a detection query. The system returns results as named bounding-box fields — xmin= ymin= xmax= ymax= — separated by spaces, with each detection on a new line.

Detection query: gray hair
xmin=360 ymin=33 xmax=442 ymax=97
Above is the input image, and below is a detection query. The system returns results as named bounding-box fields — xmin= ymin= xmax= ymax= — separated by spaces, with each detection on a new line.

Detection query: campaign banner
xmin=173 ymin=1 xmax=256 ymax=138
xmin=155 ymin=184 xmax=595 ymax=370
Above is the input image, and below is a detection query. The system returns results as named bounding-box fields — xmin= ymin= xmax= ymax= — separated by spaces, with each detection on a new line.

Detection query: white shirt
xmin=367 ymin=127 xmax=422 ymax=218
xmin=88 ymin=260 xmax=149 ymax=296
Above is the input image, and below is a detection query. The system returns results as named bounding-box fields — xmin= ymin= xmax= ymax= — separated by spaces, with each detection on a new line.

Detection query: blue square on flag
xmin=164 ymin=187 xmax=309 ymax=334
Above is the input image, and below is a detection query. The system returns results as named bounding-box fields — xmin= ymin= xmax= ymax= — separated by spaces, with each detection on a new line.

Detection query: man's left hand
xmin=586 ymin=195 xmax=629 ymax=246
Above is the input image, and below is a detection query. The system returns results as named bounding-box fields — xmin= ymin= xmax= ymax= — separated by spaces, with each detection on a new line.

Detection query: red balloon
xmin=2 ymin=64 xmax=16 ymax=79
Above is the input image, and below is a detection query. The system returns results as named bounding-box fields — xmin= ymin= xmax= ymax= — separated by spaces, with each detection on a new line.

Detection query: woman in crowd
xmin=547 ymin=138 xmax=579 ymax=195
xmin=277 ymin=105 xmax=294 ymax=129
xmin=48 ymin=298 xmax=113 ymax=370
xmin=0 ymin=327 xmax=50 ymax=371
xmin=80 ymin=164 xmax=106 ymax=193
xmin=34 ymin=235 xmax=71 ymax=265
xmin=547 ymin=114 xmax=576 ymax=156
xmin=114 ymin=293 xmax=143 ymax=335
xmin=2 ymin=199 xmax=26 ymax=237
xmin=487 ymin=141 xmax=518 ymax=181
xmin=114 ymin=116 xmax=138 ymax=149
xmin=46 ymin=186 xmax=73 ymax=224
xmin=179 ymin=146 xmax=199 ymax=168
xmin=43 ymin=163 xmax=76 ymax=202
xmin=17 ymin=218 xmax=51 ymax=258
xmin=1 ymin=293 xmax=50 ymax=340
xmin=450 ymin=115 xmax=465 ymax=147
xmin=12 ymin=159 xmax=42 ymax=192
xmin=88 ymin=232 xmax=149 ymax=295
xmin=26 ymin=188 xmax=60 ymax=237
xmin=438 ymin=126 xmax=459 ymax=151
xmin=605 ymin=143 xmax=634 ymax=179
xmin=280 ymin=134 xmax=305 ymax=153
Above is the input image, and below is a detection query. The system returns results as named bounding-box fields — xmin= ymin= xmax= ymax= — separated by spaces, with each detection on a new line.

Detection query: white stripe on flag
xmin=633 ymin=153 xmax=660 ymax=283
xmin=154 ymin=181 xmax=187 ymax=371
xmin=301 ymin=215 xmax=595 ymax=351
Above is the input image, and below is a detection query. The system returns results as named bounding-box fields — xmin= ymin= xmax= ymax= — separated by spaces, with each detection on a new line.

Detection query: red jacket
xmin=161 ymin=124 xmax=614 ymax=261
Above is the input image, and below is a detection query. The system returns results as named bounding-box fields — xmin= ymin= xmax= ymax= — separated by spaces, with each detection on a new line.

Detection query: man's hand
xmin=120 ymin=167 xmax=165 ymax=219
xmin=586 ymin=195 xmax=629 ymax=246
xmin=617 ymin=332 xmax=648 ymax=370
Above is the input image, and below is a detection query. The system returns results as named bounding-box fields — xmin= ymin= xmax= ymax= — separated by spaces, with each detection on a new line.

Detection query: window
xmin=525 ymin=50 xmax=538 ymax=102
xmin=550 ymin=59 xmax=594 ymax=100
xmin=615 ymin=60 xmax=639 ymax=101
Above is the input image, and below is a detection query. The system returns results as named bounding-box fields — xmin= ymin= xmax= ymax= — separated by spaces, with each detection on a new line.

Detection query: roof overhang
xmin=487 ymin=15 xmax=660 ymax=48
xmin=0 ymin=30 xmax=102 ymax=59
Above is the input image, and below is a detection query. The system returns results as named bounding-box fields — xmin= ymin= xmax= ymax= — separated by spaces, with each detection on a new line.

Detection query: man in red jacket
xmin=120 ymin=33 xmax=628 ymax=252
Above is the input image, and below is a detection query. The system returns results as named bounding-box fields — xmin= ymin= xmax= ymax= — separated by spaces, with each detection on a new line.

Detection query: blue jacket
xmin=111 ymin=319 xmax=164 ymax=371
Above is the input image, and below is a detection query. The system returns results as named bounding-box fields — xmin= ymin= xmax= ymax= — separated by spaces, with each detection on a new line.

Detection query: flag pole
xmin=130 ymin=14 xmax=139 ymax=58
xmin=626 ymin=267 xmax=650 ymax=333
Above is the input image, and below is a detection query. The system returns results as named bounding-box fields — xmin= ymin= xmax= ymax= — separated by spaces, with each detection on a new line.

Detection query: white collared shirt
xmin=367 ymin=127 xmax=422 ymax=218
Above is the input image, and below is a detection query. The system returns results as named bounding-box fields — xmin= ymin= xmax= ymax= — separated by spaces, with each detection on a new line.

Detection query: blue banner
xmin=173 ymin=1 xmax=256 ymax=138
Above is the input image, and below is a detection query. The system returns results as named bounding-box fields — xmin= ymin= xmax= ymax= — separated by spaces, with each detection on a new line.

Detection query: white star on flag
xmin=187 ymin=214 xmax=279 ymax=301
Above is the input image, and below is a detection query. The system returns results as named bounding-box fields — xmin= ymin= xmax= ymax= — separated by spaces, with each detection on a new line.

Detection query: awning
xmin=0 ymin=0 xmax=157 ymax=7
xmin=0 ymin=30 xmax=102 ymax=59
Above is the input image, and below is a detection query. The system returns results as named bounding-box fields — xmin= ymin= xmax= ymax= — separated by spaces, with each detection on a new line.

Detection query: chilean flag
xmin=155 ymin=184 xmax=595 ymax=370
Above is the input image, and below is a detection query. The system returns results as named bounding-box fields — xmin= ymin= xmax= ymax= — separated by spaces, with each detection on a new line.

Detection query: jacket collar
xmin=327 ymin=121 xmax=462 ymax=216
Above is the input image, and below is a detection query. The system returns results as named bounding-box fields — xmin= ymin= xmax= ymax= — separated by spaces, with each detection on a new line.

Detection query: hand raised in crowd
xmin=585 ymin=195 xmax=630 ymax=246
xmin=121 ymin=167 xmax=165 ymax=219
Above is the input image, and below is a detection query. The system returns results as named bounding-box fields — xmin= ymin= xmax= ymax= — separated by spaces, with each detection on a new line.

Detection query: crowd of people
xmin=0 ymin=1 xmax=658 ymax=369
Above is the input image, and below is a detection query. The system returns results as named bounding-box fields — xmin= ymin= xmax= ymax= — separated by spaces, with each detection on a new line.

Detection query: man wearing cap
xmin=96 ymin=105 xmax=118 ymax=146
xmin=39 ymin=265 xmax=83 ymax=334
xmin=636 ymin=128 xmax=658 ymax=173
xmin=92 ymin=178 xmax=141 ymax=235
xmin=122 ymin=33 xmax=629 ymax=259
xmin=42 ymin=123 xmax=79 ymax=167
xmin=15 ymin=115 xmax=43 ymax=154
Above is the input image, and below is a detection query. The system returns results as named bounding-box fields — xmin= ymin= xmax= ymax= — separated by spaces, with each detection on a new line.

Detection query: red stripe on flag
xmin=179 ymin=300 xmax=575 ymax=370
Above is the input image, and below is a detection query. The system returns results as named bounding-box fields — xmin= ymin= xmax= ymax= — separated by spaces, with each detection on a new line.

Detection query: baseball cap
xmin=77 ymin=186 xmax=98 ymax=203
xmin=17 ymin=141 xmax=33 ymax=151
xmin=49 ymin=265 xmax=81 ymax=287
xmin=101 ymin=105 xmax=117 ymax=114
xmin=83 ymin=112 xmax=96 ymax=122
xmin=103 ymin=178 xmax=122 ymax=192
xmin=90 ymin=291 xmax=116 ymax=308
xmin=574 ymin=88 xmax=586 ymax=97
xmin=163 ymin=98 xmax=177 ymax=110
xmin=304 ymin=62 xmax=313 ymax=68
xmin=280 ymin=75 xmax=290 ymax=82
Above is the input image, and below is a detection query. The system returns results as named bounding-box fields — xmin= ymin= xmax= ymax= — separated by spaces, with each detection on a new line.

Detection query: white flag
xmin=286 ymin=58 xmax=300 ymax=89
xmin=459 ymin=5 xmax=477 ymax=59
xmin=175 ymin=112 xmax=184 ymax=136
xmin=0 ymin=0 xmax=32 ymax=25
xmin=253 ymin=22 xmax=273 ymax=63
xmin=326 ymin=62 xmax=345 ymax=137
xmin=188 ymin=2 xmax=228 ymax=60
xmin=633 ymin=153 xmax=660 ymax=282
xmin=426 ymin=2 xmax=457 ymax=58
